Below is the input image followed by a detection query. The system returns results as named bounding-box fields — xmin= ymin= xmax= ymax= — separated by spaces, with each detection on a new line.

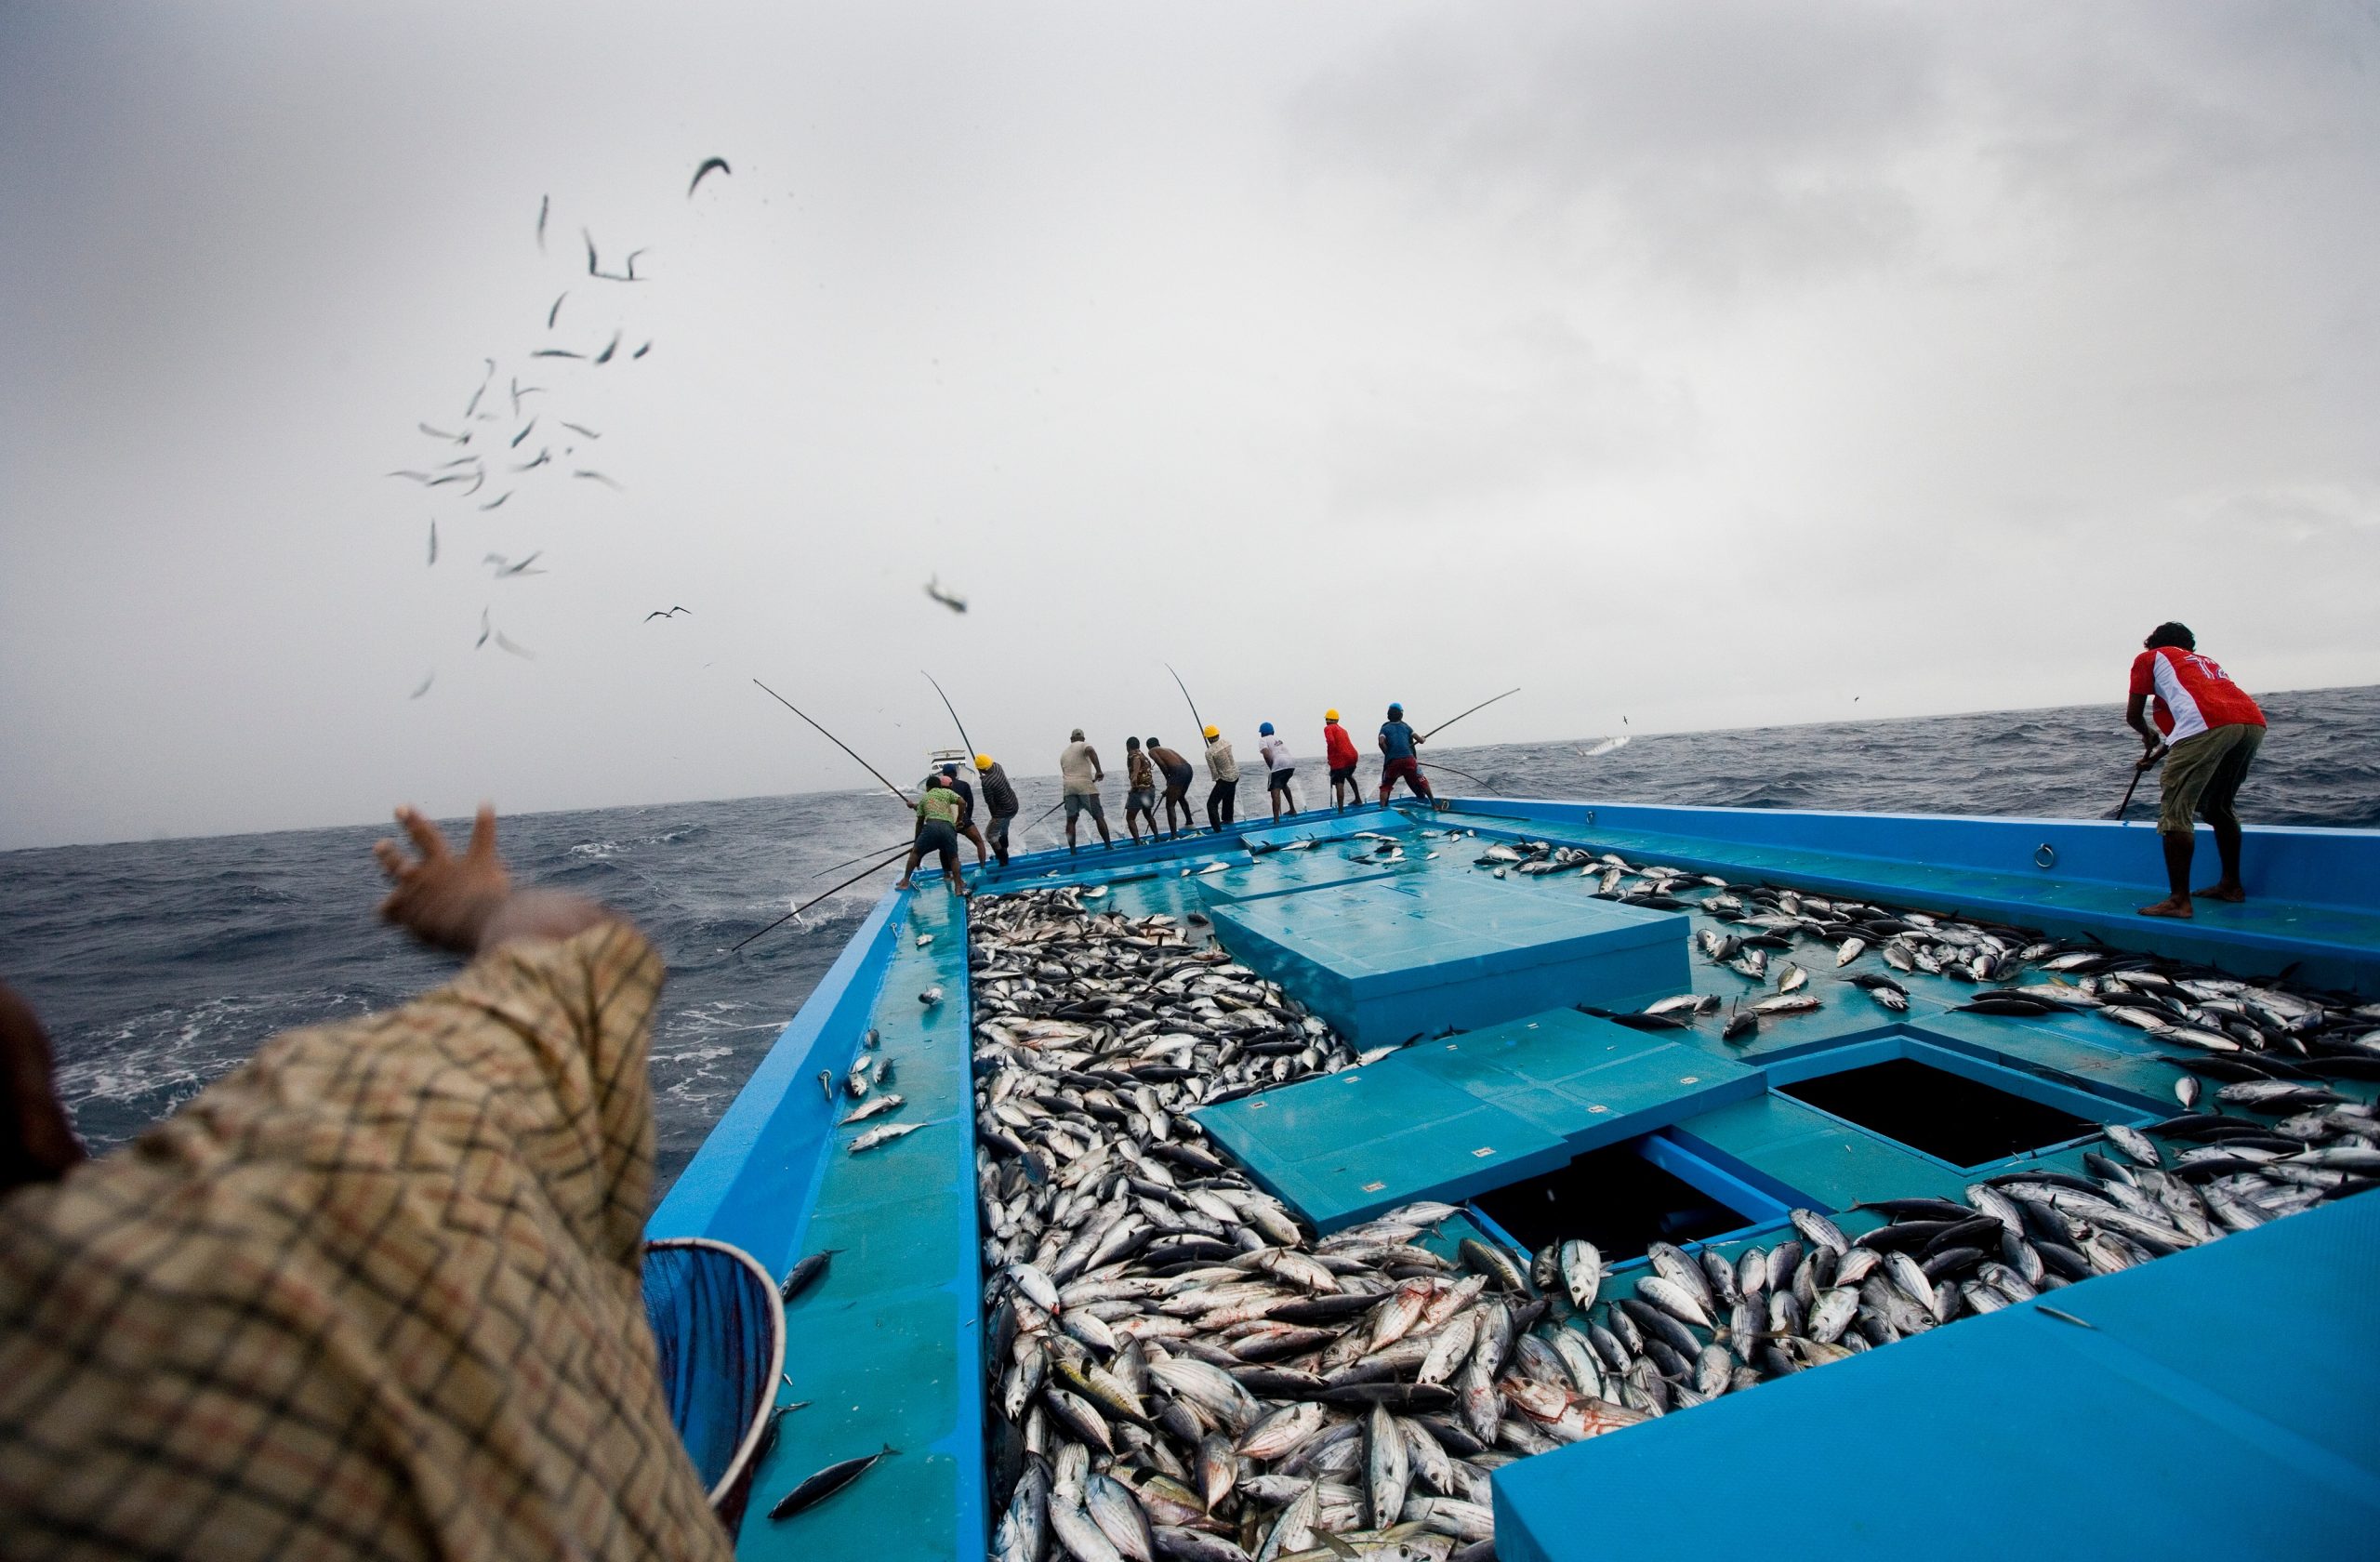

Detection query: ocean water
xmin=5 ymin=684 xmax=2373 ymax=1196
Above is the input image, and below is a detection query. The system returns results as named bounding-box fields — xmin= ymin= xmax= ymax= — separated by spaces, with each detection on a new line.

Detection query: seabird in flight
xmin=924 ymin=576 xmax=968 ymax=614
xmin=689 ymin=157 xmax=730 ymax=196
xmin=644 ymin=605 xmax=692 ymax=620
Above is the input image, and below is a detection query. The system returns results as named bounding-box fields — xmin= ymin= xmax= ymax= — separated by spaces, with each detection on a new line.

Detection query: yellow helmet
xmin=973 ymin=754 xmax=993 ymax=771
xmin=1202 ymin=724 xmax=1220 ymax=739
xmin=1324 ymin=708 xmax=1340 ymax=721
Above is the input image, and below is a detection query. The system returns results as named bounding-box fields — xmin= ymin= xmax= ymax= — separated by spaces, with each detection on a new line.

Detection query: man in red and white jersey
xmin=2125 ymin=621 xmax=2266 ymax=919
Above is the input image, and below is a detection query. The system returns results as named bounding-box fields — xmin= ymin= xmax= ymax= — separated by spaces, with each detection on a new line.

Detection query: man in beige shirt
xmin=0 ymin=805 xmax=731 ymax=1562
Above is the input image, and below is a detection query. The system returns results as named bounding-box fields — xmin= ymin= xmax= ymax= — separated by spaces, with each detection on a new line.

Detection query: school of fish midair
xmin=761 ymin=827 xmax=2377 ymax=1560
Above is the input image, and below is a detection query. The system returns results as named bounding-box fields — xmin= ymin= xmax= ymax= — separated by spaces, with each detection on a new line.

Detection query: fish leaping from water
xmin=689 ymin=157 xmax=731 ymax=196
xmin=925 ymin=576 xmax=967 ymax=614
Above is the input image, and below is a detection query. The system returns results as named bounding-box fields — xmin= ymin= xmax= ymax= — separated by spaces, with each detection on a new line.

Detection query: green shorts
xmin=2158 ymin=722 xmax=2263 ymax=836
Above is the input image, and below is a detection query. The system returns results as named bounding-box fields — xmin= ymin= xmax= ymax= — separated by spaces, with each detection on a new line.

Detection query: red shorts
xmin=1381 ymin=756 xmax=1428 ymax=793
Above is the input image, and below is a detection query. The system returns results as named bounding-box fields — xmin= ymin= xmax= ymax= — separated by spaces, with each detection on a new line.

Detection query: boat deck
xmin=651 ymin=797 xmax=2379 ymax=1561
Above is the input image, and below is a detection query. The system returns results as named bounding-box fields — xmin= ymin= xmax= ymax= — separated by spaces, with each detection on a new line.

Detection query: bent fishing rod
xmin=1421 ymin=687 xmax=1520 ymax=744
xmin=753 ymin=680 xmax=913 ymax=806
xmin=924 ymin=670 xmax=977 ymax=762
xmin=733 ymin=845 xmax=912 ymax=952
xmin=1165 ymin=663 xmax=1208 ymax=738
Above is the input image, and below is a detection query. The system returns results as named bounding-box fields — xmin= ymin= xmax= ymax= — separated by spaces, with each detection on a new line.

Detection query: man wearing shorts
xmin=1147 ymin=737 xmax=1196 ymax=838
xmin=939 ymin=761 xmax=990 ymax=868
xmin=1203 ymin=725 xmax=1241 ymax=832
xmin=2126 ymin=622 xmax=2266 ymax=920
xmin=1059 ymin=728 xmax=1112 ymax=853
xmin=1123 ymin=736 xmax=1159 ymax=842
xmin=1257 ymin=721 xmax=1300 ymax=822
xmin=1323 ymin=708 xmax=1360 ymax=810
xmin=975 ymin=754 xmax=1019 ymax=867
xmin=1377 ymin=702 xmax=1436 ymax=806
xmin=895 ymin=772 xmax=972 ymax=895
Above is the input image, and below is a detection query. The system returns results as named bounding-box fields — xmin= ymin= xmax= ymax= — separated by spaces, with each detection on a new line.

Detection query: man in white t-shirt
xmin=1256 ymin=721 xmax=1300 ymax=823
xmin=1058 ymin=728 xmax=1112 ymax=853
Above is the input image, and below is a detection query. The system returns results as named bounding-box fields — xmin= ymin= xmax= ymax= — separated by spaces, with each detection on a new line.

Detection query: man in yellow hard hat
xmin=1202 ymin=724 xmax=1240 ymax=832
xmin=1323 ymin=708 xmax=1361 ymax=811
xmin=974 ymin=753 xmax=1019 ymax=867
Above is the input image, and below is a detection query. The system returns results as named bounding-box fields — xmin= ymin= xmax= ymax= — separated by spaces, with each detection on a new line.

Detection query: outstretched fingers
xmin=398 ymin=805 xmax=451 ymax=862
xmin=465 ymin=801 xmax=499 ymax=863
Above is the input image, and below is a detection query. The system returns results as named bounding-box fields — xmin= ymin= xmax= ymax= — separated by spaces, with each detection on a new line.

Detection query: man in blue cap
xmin=1377 ymin=702 xmax=1436 ymax=806
xmin=1256 ymin=721 xmax=1300 ymax=822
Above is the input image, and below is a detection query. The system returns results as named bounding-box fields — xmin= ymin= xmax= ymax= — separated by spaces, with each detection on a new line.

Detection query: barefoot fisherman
xmin=2126 ymin=622 xmax=2266 ymax=920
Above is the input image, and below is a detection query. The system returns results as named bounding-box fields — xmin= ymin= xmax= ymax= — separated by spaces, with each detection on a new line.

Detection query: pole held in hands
xmin=924 ymin=671 xmax=976 ymax=763
xmin=1165 ymin=663 xmax=1208 ymax=738
xmin=754 ymin=680 xmax=914 ymax=806
xmin=734 ymin=846 xmax=912 ymax=952
xmin=2109 ymin=743 xmax=2169 ymax=821
xmin=1421 ymin=687 xmax=1520 ymax=743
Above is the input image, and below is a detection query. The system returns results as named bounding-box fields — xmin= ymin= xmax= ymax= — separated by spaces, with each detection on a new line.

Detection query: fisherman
xmin=975 ymin=753 xmax=1020 ymax=867
xmin=1147 ymin=736 xmax=1196 ymax=838
xmin=1123 ymin=736 xmax=1159 ymax=842
xmin=1203 ymin=724 xmax=1240 ymax=832
xmin=2126 ymin=622 xmax=2266 ymax=920
xmin=1257 ymin=721 xmax=1299 ymax=822
xmin=1377 ymin=701 xmax=1437 ymax=806
xmin=1322 ymin=708 xmax=1361 ymax=811
xmin=939 ymin=761 xmax=990 ymax=868
xmin=0 ymin=805 xmax=735 ymax=1559
xmin=1059 ymin=727 xmax=1112 ymax=852
xmin=895 ymin=771 xmax=972 ymax=894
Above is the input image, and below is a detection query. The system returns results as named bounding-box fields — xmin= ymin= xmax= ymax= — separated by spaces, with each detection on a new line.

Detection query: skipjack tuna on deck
xmin=963 ymin=849 xmax=2379 ymax=1562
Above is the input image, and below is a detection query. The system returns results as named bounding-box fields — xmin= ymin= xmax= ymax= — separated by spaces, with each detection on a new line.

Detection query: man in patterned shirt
xmin=0 ymin=804 xmax=732 ymax=1562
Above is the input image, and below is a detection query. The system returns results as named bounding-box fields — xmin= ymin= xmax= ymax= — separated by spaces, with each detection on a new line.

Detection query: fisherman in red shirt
xmin=1322 ymin=708 xmax=1362 ymax=811
xmin=2125 ymin=622 xmax=2267 ymax=920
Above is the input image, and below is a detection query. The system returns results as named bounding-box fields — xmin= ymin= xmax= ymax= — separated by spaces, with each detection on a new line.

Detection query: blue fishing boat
xmin=647 ymin=796 xmax=2380 ymax=1560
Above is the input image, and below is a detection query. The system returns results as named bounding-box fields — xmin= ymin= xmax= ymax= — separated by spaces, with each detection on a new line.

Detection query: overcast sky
xmin=2 ymin=1 xmax=2373 ymax=850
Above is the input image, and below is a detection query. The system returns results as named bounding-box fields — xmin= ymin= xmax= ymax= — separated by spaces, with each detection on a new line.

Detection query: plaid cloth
xmin=0 ymin=921 xmax=732 ymax=1562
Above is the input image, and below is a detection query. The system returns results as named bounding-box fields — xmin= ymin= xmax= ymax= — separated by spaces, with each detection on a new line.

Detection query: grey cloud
xmin=1317 ymin=311 xmax=1697 ymax=521
xmin=1289 ymin=0 xmax=1944 ymax=285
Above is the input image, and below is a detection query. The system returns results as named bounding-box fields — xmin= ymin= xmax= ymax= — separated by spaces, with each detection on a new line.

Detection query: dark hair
xmin=1125 ymin=735 xmax=1141 ymax=748
xmin=2144 ymin=621 xmax=2195 ymax=651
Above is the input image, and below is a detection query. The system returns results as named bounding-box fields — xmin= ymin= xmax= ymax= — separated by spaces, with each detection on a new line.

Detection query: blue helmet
xmin=1259 ymin=721 xmax=1275 ymax=735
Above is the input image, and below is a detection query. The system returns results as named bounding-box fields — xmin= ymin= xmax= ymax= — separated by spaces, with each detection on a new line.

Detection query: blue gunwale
xmin=652 ymin=794 xmax=2378 ymax=1560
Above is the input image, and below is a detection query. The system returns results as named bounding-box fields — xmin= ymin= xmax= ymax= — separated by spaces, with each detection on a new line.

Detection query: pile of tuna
xmin=969 ymin=870 xmax=2379 ymax=1562
xmin=1474 ymin=834 xmax=2380 ymax=1083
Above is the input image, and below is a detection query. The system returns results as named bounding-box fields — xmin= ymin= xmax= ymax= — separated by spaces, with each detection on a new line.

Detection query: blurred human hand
xmin=374 ymin=804 xmax=511 ymax=952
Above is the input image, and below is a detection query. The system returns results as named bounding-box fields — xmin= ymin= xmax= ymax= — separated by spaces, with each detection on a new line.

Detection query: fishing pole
xmin=808 ymin=841 xmax=916 ymax=880
xmin=753 ymin=680 xmax=914 ymax=806
xmin=1420 ymin=760 xmax=1501 ymax=794
xmin=1165 ymin=663 xmax=1208 ymax=738
xmin=1420 ymin=687 xmax=1520 ymax=744
xmin=733 ymin=846 xmax=912 ymax=953
xmin=2108 ymin=743 xmax=2169 ymax=821
xmin=923 ymin=670 xmax=976 ymax=762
